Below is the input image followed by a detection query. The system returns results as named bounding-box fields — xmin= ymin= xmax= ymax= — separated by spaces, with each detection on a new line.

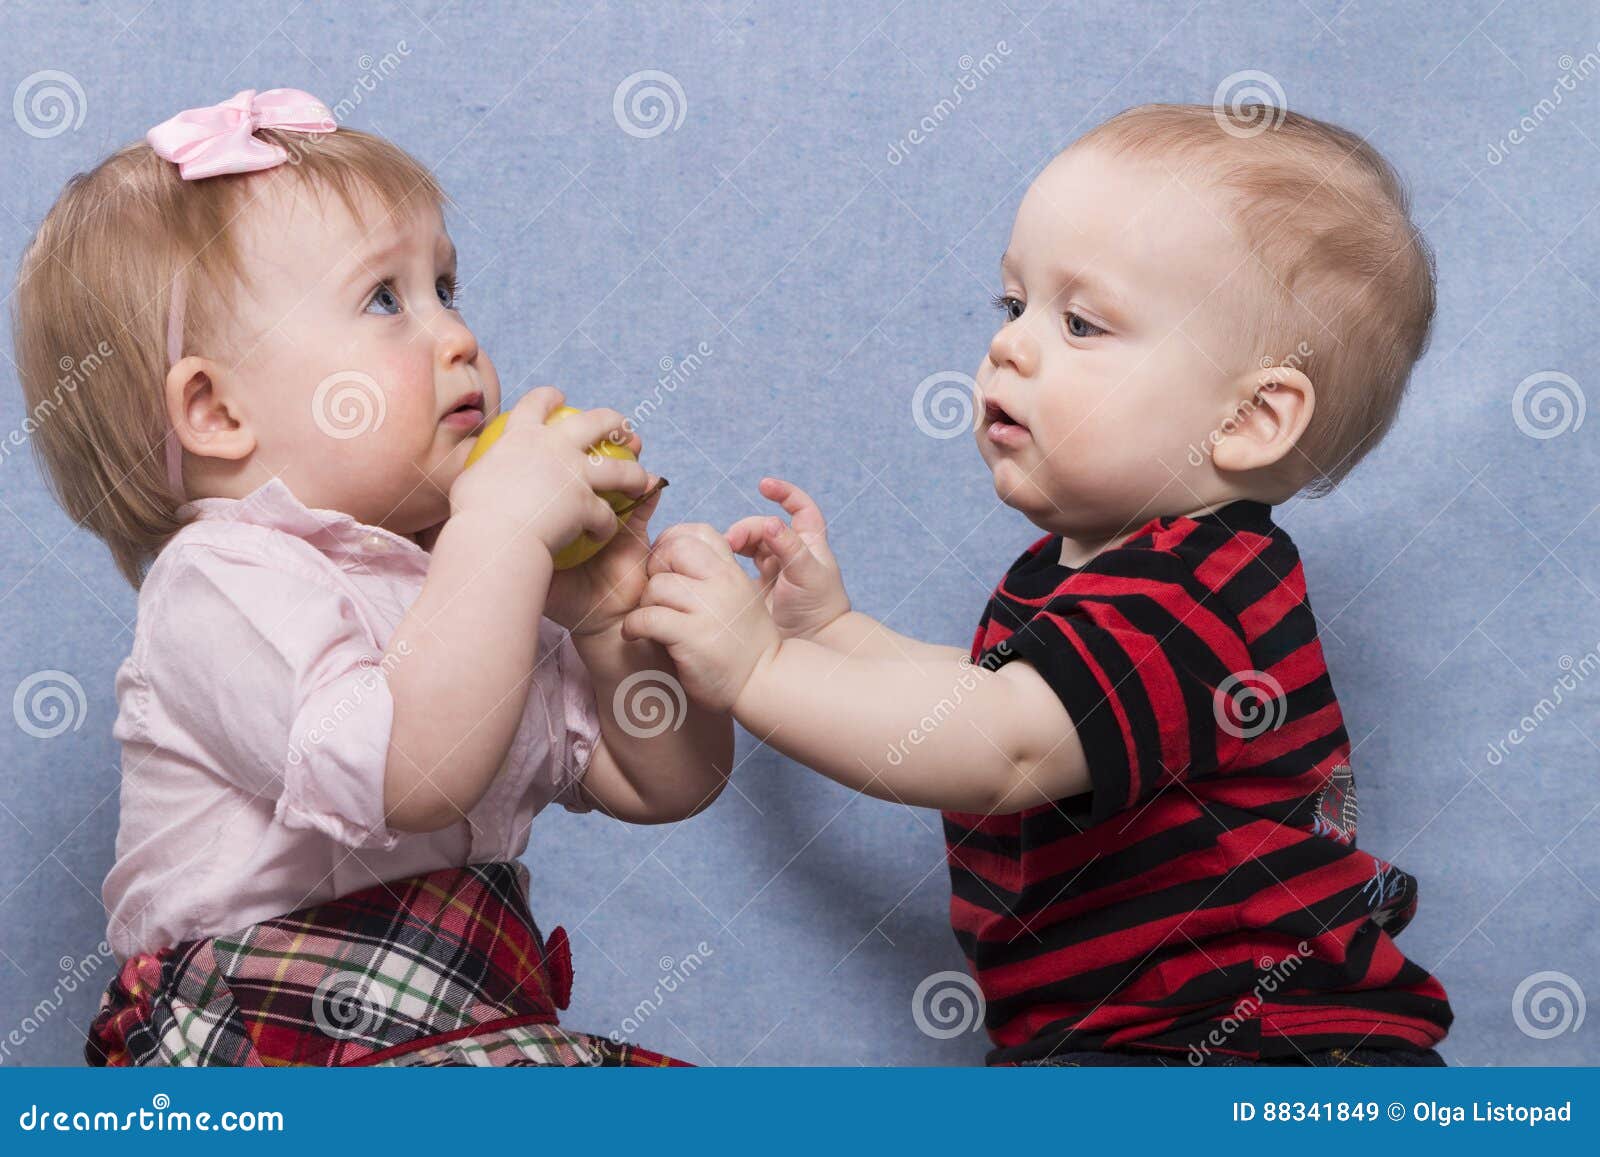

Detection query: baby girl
xmin=13 ymin=88 xmax=728 ymax=1066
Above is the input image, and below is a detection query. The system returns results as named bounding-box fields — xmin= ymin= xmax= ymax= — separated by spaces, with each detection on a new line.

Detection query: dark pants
xmin=1025 ymin=1046 xmax=1446 ymax=1067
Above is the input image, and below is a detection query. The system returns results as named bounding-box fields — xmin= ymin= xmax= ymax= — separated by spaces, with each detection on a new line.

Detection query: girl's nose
xmin=988 ymin=317 xmax=1038 ymax=377
xmin=436 ymin=312 xmax=479 ymax=368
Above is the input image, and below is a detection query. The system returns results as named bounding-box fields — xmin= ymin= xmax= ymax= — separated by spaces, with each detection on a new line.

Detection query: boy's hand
xmin=621 ymin=523 xmax=780 ymax=713
xmin=724 ymin=478 xmax=850 ymax=641
xmin=544 ymin=467 xmax=664 ymax=637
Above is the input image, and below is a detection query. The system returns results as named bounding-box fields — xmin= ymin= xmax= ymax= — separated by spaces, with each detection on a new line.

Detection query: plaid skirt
xmin=85 ymin=861 xmax=688 ymax=1067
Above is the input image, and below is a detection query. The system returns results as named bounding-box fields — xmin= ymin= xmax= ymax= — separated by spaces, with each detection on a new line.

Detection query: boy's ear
xmin=1209 ymin=365 xmax=1315 ymax=476
xmin=166 ymin=355 xmax=255 ymax=464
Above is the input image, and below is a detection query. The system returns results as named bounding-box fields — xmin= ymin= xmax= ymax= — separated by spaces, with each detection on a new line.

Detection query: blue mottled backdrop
xmin=1 ymin=0 xmax=1596 ymax=1066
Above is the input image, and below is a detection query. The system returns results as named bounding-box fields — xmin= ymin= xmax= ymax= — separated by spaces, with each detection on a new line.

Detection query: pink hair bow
xmin=146 ymin=88 xmax=336 ymax=180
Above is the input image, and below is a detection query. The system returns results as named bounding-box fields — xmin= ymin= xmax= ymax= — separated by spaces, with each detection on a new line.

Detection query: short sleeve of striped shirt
xmin=979 ymin=526 xmax=1257 ymax=827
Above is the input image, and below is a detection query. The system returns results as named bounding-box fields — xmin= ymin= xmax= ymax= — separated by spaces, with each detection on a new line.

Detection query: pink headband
xmin=150 ymin=88 xmax=336 ymax=501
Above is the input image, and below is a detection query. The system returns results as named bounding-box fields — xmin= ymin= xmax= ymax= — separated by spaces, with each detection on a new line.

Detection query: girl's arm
xmin=569 ymin=627 xmax=733 ymax=823
xmin=381 ymin=508 xmax=558 ymax=832
xmin=382 ymin=389 xmax=651 ymax=832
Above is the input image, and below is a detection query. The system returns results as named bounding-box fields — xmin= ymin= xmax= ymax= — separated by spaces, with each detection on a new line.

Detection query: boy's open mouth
xmin=983 ymin=399 xmax=1030 ymax=447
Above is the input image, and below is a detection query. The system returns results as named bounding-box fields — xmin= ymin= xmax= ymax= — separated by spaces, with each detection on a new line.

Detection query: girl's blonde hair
xmin=11 ymin=126 xmax=443 ymax=588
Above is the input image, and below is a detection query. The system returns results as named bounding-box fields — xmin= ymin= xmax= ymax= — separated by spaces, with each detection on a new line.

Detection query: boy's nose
xmin=987 ymin=319 xmax=1038 ymax=377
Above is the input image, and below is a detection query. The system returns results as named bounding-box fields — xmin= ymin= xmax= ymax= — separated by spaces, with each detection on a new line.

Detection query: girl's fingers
xmin=580 ymin=494 xmax=620 ymax=543
xmin=586 ymin=457 xmax=651 ymax=495
xmin=555 ymin=407 xmax=631 ymax=452
xmin=510 ymin=386 xmax=566 ymax=425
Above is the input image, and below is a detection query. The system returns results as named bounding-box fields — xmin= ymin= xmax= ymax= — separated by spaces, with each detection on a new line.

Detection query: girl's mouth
xmin=442 ymin=392 xmax=485 ymax=431
xmin=983 ymin=400 xmax=1030 ymax=448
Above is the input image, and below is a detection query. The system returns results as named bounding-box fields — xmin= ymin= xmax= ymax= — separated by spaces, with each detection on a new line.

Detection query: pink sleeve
xmin=143 ymin=539 xmax=402 ymax=850
xmin=496 ymin=624 xmax=598 ymax=816
xmin=552 ymin=626 xmax=602 ymax=812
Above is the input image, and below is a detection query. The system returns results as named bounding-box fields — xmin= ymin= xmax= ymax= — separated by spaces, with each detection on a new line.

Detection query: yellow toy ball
xmin=464 ymin=405 xmax=663 ymax=570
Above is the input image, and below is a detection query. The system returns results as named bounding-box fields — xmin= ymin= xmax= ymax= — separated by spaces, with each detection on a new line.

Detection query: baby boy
xmin=628 ymin=103 xmax=1454 ymax=1066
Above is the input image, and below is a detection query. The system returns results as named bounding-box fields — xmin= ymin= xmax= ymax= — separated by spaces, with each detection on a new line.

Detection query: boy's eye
xmin=365 ymin=282 xmax=401 ymax=316
xmin=1065 ymin=311 xmax=1104 ymax=339
xmin=991 ymin=293 xmax=1025 ymax=322
xmin=437 ymin=273 xmax=461 ymax=310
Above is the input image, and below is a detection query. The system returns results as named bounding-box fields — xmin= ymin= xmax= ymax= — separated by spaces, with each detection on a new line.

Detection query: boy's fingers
xmin=621 ymin=605 xmax=689 ymax=646
xmin=641 ymin=572 xmax=699 ymax=613
xmin=725 ymin=514 xmax=772 ymax=557
xmin=663 ymin=522 xmax=735 ymax=560
xmin=760 ymin=477 xmax=828 ymax=538
xmin=762 ymin=517 xmax=818 ymax=572
xmin=648 ymin=534 xmax=722 ymax=580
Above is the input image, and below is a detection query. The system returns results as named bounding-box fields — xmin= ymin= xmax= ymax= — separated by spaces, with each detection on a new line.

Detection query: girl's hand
xmin=545 ymin=471 xmax=664 ymax=637
xmin=622 ymin=524 xmax=780 ymax=713
xmin=723 ymin=478 xmax=850 ymax=641
xmin=446 ymin=387 xmax=650 ymax=566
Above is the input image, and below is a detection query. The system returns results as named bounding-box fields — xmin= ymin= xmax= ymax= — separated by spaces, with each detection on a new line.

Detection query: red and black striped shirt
xmin=944 ymin=499 xmax=1453 ymax=1063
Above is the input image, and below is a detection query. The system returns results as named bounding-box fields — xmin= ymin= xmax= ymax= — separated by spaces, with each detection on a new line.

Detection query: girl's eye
xmin=437 ymin=274 xmax=461 ymax=310
xmin=365 ymin=282 xmax=401 ymax=316
xmin=1065 ymin=311 xmax=1104 ymax=338
xmin=991 ymin=293 xmax=1025 ymax=322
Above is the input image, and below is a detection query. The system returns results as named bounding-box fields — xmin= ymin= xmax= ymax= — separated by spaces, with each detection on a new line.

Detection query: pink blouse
xmin=103 ymin=475 xmax=600 ymax=960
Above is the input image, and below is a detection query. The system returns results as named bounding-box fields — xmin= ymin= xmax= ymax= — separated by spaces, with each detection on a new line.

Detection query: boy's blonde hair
xmin=1076 ymin=103 xmax=1437 ymax=497
xmin=11 ymin=126 xmax=443 ymax=588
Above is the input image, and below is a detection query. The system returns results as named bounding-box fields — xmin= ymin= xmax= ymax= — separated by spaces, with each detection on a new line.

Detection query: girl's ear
xmin=166 ymin=355 xmax=255 ymax=464
xmin=1209 ymin=365 xmax=1315 ymax=476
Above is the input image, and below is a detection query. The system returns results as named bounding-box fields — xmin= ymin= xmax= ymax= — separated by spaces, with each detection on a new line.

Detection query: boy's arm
xmin=732 ymin=639 xmax=1089 ymax=813
xmin=569 ymin=626 xmax=733 ymax=823
xmin=807 ymin=610 xmax=968 ymax=664
xmin=629 ymin=522 xmax=1086 ymax=815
